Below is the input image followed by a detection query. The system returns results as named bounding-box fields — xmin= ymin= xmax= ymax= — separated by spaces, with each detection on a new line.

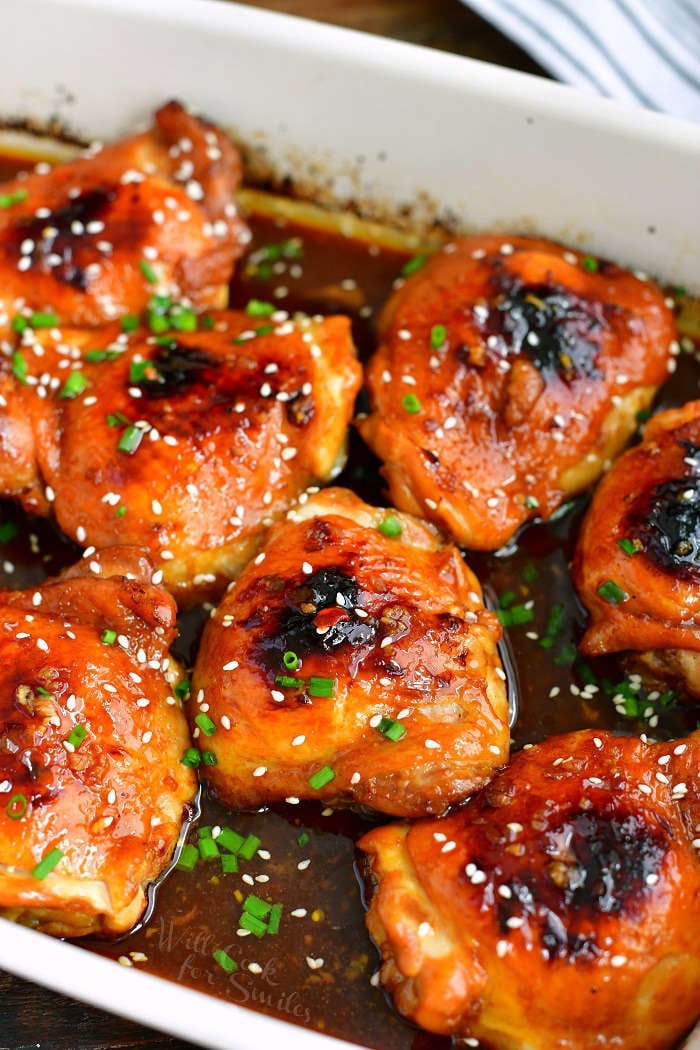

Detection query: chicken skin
xmin=359 ymin=728 xmax=700 ymax=1050
xmin=574 ymin=400 xmax=700 ymax=698
xmin=0 ymin=100 xmax=247 ymax=333
xmin=0 ymin=547 xmax=196 ymax=938
xmin=358 ymin=235 xmax=676 ymax=550
xmin=191 ymin=487 xmax=509 ymax=816
xmin=0 ymin=310 xmax=361 ymax=603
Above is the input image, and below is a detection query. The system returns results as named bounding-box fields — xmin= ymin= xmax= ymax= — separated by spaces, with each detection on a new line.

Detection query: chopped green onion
xmin=243 ymin=895 xmax=271 ymax=920
xmin=85 ymin=348 xmax=121 ymax=362
xmin=29 ymin=312 xmax=59 ymax=329
xmin=258 ymin=239 xmax=303 ymax=262
xmin=176 ymin=843 xmax=199 ymax=871
xmin=115 ymin=505 xmax=127 ymax=518
xmin=129 ymin=359 xmax=155 ymax=383
xmin=201 ymin=750 xmax=217 ymax=766
xmin=238 ymin=834 xmax=261 ymax=861
xmin=200 ymin=315 xmax=215 ymax=330
xmin=58 ymin=372 xmax=87 ymax=399
xmin=221 ymin=853 xmax=238 ymax=873
xmin=597 ymin=580 xmax=629 ymax=605
xmin=6 ymin=793 xmax=27 ymax=820
xmin=582 ymin=255 xmax=599 ymax=273
xmin=540 ymin=605 xmax=565 ymax=649
xmin=617 ymin=537 xmax=638 ymax=556
xmin=297 ymin=832 xmax=310 ymax=848
xmin=0 ymin=522 xmax=18 ymax=543
xmin=32 ymin=847 xmax=64 ymax=880
xmin=377 ymin=716 xmax=406 ymax=742
xmin=107 ymin=411 xmax=130 ymax=428
xmin=195 ymin=712 xmax=216 ymax=737
xmin=401 ymin=254 xmax=427 ymax=276
xmin=198 ymin=837 xmax=220 ymax=861
xmin=377 ymin=515 xmax=402 ymax=538
xmin=11 ymin=316 xmax=28 ymax=333
xmin=170 ymin=306 xmax=198 ymax=332
xmin=66 ymin=724 xmax=87 ymax=750
xmin=522 ymin=562 xmax=538 ymax=584
xmin=174 ymin=679 xmax=190 ymax=700
xmin=267 ymin=902 xmax=283 ymax=935
xmin=498 ymin=590 xmax=515 ymax=610
xmin=553 ymin=642 xmax=578 ymax=666
xmin=245 ymin=299 xmax=276 ymax=318
xmin=430 ymin=324 xmax=447 ymax=350
xmin=147 ymin=311 xmax=170 ymax=335
xmin=11 ymin=352 xmax=28 ymax=384
xmin=213 ymin=949 xmax=237 ymax=973
xmin=121 ymin=313 xmax=140 ymax=333
xmin=148 ymin=294 xmax=171 ymax=314
xmin=308 ymin=676 xmax=335 ymax=698
xmin=497 ymin=604 xmax=534 ymax=627
xmin=217 ymin=827 xmax=245 ymax=854
xmin=308 ymin=765 xmax=335 ymax=790
xmin=401 ymin=392 xmax=421 ymax=414
xmin=198 ymin=826 xmax=213 ymax=839
xmin=239 ymin=911 xmax=267 ymax=937
xmin=283 ymin=651 xmax=300 ymax=671
xmin=0 ymin=189 xmax=28 ymax=208
xmin=35 ymin=686 xmax=52 ymax=697
xmin=524 ymin=495 xmax=539 ymax=510
xmin=232 ymin=323 xmax=275 ymax=345
xmin=100 ymin=628 xmax=117 ymax=645
xmin=636 ymin=408 xmax=652 ymax=425
xmin=117 ymin=425 xmax=144 ymax=455
xmin=180 ymin=747 xmax=201 ymax=768
xmin=274 ymin=674 xmax=304 ymax=689
xmin=139 ymin=260 xmax=158 ymax=284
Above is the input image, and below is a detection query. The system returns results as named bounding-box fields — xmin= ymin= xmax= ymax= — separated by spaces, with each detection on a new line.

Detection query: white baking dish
xmin=3 ymin=1 xmax=700 ymax=1048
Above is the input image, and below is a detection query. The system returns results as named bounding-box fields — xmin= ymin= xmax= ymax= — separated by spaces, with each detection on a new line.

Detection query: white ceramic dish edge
xmin=2 ymin=1 xmax=700 ymax=1047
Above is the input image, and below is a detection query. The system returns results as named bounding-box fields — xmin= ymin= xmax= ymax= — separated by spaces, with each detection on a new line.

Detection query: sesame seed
xmin=253 ymin=766 xmax=267 ymax=777
xmin=610 ymin=955 xmax=627 ymax=968
xmin=417 ymin=922 xmax=433 ymax=937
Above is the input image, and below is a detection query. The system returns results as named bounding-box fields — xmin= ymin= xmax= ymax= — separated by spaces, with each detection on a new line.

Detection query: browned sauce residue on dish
xmin=0 ymin=151 xmax=697 ymax=1050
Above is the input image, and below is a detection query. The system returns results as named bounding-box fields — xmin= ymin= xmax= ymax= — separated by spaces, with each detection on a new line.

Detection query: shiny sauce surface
xmin=0 ymin=152 xmax=697 ymax=1049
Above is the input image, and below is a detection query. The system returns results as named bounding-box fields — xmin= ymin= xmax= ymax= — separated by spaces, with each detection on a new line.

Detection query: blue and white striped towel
xmin=463 ymin=0 xmax=700 ymax=121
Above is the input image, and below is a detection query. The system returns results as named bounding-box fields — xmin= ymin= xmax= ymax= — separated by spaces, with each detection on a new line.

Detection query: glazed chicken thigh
xmin=0 ymin=100 xmax=247 ymax=333
xmin=0 ymin=547 xmax=196 ymax=938
xmin=574 ymin=400 xmax=700 ymax=698
xmin=0 ymin=310 xmax=361 ymax=603
xmin=359 ymin=728 xmax=700 ymax=1050
xmin=191 ymin=487 xmax=509 ymax=816
xmin=358 ymin=235 xmax=676 ymax=550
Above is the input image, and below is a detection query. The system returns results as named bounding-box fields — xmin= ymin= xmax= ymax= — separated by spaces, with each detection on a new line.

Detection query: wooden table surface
xmin=0 ymin=3 xmax=545 ymax=1049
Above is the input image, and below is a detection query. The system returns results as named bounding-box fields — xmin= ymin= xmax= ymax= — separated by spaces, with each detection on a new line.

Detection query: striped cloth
xmin=463 ymin=0 xmax=700 ymax=121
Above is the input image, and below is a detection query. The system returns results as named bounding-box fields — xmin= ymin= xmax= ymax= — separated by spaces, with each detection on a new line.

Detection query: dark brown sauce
xmin=0 ymin=153 xmax=698 ymax=1049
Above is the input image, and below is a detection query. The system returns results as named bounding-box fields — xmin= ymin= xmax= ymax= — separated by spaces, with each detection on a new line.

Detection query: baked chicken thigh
xmin=0 ymin=100 xmax=247 ymax=333
xmin=191 ymin=487 xmax=509 ymax=816
xmin=574 ymin=400 xmax=700 ymax=698
xmin=0 ymin=310 xmax=361 ymax=603
xmin=358 ymin=235 xmax=676 ymax=550
xmin=359 ymin=728 xmax=700 ymax=1049
xmin=0 ymin=547 xmax=196 ymax=938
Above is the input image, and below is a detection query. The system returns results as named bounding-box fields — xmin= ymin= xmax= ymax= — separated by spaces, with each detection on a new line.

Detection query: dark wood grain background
xmin=0 ymin=3 xmax=545 ymax=1048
